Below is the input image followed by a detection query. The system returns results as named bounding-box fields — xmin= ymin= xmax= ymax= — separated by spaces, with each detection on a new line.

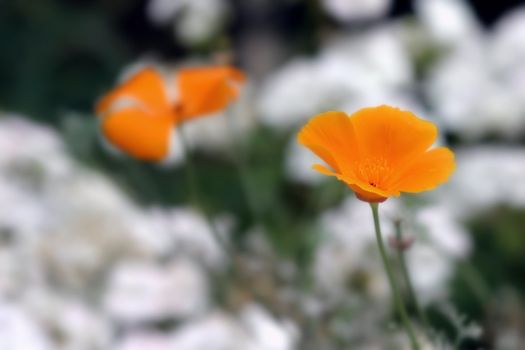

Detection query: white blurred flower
xmin=0 ymin=116 xmax=71 ymax=295
xmin=425 ymin=7 xmax=525 ymax=139
xmin=23 ymin=290 xmax=113 ymax=350
xmin=285 ymin=139 xmax=325 ymax=185
xmin=322 ymin=0 xmax=392 ymax=22
xmin=104 ymin=259 xmax=208 ymax=323
xmin=116 ymin=331 xmax=173 ymax=350
xmin=426 ymin=40 xmax=525 ymax=139
xmin=169 ymin=305 xmax=298 ymax=350
xmin=490 ymin=7 xmax=525 ymax=112
xmin=0 ymin=302 xmax=52 ymax=350
xmin=0 ymin=116 xmax=73 ymax=183
xmin=415 ymin=0 xmax=482 ymax=47
xmin=147 ymin=0 xmax=185 ymax=24
xmin=414 ymin=205 xmax=471 ymax=258
xmin=104 ymin=262 xmax=171 ymax=323
xmin=0 ymin=179 xmax=46 ymax=239
xmin=37 ymin=169 xmax=160 ymax=290
xmin=491 ymin=7 xmax=525 ymax=74
xmin=55 ymin=301 xmax=112 ymax=350
xmin=257 ymin=58 xmax=323 ymax=130
xmin=147 ymin=0 xmax=229 ymax=45
xmin=146 ymin=207 xmax=230 ymax=269
xmin=434 ymin=147 xmax=525 ymax=216
xmin=410 ymin=205 xmax=471 ymax=302
xmin=0 ymin=225 xmax=42 ymax=297
xmin=176 ymin=0 xmax=229 ymax=45
xmin=240 ymin=304 xmax=299 ymax=350
xmin=406 ymin=245 xmax=453 ymax=302
xmin=257 ymin=26 xmax=413 ymax=131
xmin=170 ymin=311 xmax=254 ymax=350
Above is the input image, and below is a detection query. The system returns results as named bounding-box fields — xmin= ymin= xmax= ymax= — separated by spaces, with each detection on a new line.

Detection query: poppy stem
xmin=370 ymin=203 xmax=421 ymax=350
xmin=394 ymin=220 xmax=430 ymax=332
xmin=224 ymin=107 xmax=265 ymax=229
xmin=177 ymin=127 xmax=230 ymax=253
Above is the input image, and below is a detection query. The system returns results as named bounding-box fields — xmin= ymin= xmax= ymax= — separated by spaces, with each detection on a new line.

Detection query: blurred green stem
xmin=457 ymin=259 xmax=491 ymax=305
xmin=394 ymin=220 xmax=430 ymax=331
xmin=225 ymin=107 xmax=265 ymax=229
xmin=177 ymin=127 xmax=229 ymax=252
xmin=370 ymin=204 xmax=421 ymax=350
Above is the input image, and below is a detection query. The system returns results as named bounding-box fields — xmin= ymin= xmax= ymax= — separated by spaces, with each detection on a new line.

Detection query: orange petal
xmin=351 ymin=186 xmax=388 ymax=203
xmin=312 ymin=164 xmax=392 ymax=200
xmin=297 ymin=111 xmax=361 ymax=177
xmin=100 ymin=107 xmax=174 ymax=161
xmin=96 ymin=67 xmax=171 ymax=115
xmin=349 ymin=105 xmax=437 ymax=188
xmin=393 ymin=147 xmax=455 ymax=193
xmin=176 ymin=66 xmax=245 ymax=120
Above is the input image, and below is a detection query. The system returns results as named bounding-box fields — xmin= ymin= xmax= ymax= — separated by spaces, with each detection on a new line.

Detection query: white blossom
xmin=0 ymin=302 xmax=52 ymax=350
xmin=169 ymin=305 xmax=298 ymax=350
xmin=257 ymin=26 xmax=413 ymax=131
xmin=116 ymin=331 xmax=173 ymax=350
xmin=285 ymin=139 xmax=325 ymax=185
xmin=425 ymin=7 xmax=525 ymax=139
xmin=22 ymin=290 xmax=113 ymax=350
xmin=104 ymin=259 xmax=208 ymax=323
xmin=147 ymin=0 xmax=230 ymax=45
xmin=146 ymin=207 xmax=230 ymax=269
xmin=322 ymin=0 xmax=392 ymax=22
xmin=434 ymin=147 xmax=525 ymax=216
xmin=240 ymin=304 xmax=299 ymax=350
xmin=415 ymin=0 xmax=482 ymax=47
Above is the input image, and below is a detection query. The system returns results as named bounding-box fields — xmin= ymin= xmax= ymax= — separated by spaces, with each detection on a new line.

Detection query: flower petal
xmin=394 ymin=147 xmax=455 ymax=193
xmin=176 ymin=66 xmax=246 ymax=120
xmin=96 ymin=67 xmax=171 ymax=115
xmin=312 ymin=164 xmax=392 ymax=199
xmin=349 ymin=105 xmax=437 ymax=187
xmin=101 ymin=107 xmax=174 ymax=161
xmin=297 ymin=111 xmax=360 ymax=176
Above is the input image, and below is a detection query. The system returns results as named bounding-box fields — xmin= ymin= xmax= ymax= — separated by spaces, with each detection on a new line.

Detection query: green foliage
xmin=0 ymin=0 xmax=132 ymax=122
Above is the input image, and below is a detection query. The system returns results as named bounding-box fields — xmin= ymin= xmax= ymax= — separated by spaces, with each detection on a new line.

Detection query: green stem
xmin=457 ymin=259 xmax=490 ymax=305
xmin=224 ymin=107 xmax=265 ymax=229
xmin=394 ymin=220 xmax=430 ymax=331
xmin=370 ymin=204 xmax=421 ymax=350
xmin=177 ymin=127 xmax=230 ymax=253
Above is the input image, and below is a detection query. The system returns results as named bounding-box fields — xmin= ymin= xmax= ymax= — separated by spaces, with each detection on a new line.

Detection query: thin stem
xmin=457 ymin=259 xmax=491 ymax=305
xmin=224 ymin=107 xmax=265 ymax=229
xmin=370 ymin=203 xmax=421 ymax=350
xmin=394 ymin=220 xmax=430 ymax=331
xmin=177 ymin=127 xmax=230 ymax=253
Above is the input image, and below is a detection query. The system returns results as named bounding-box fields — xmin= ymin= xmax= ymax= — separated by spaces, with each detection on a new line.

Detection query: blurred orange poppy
xmin=95 ymin=65 xmax=245 ymax=161
xmin=298 ymin=105 xmax=455 ymax=203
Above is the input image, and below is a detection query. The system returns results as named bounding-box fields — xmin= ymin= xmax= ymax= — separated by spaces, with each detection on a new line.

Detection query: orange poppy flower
xmin=298 ymin=105 xmax=455 ymax=203
xmin=95 ymin=65 xmax=245 ymax=161
xmin=175 ymin=66 xmax=246 ymax=121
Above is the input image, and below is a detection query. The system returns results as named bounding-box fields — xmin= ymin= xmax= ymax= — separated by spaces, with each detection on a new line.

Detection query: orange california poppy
xmin=175 ymin=66 xmax=246 ymax=121
xmin=297 ymin=105 xmax=455 ymax=203
xmin=95 ymin=65 xmax=245 ymax=161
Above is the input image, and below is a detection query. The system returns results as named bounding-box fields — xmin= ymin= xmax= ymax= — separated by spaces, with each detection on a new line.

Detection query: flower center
xmin=357 ymin=157 xmax=391 ymax=189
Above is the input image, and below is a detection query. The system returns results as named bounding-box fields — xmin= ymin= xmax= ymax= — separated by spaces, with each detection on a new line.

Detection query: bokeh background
xmin=1 ymin=0 xmax=525 ymax=349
